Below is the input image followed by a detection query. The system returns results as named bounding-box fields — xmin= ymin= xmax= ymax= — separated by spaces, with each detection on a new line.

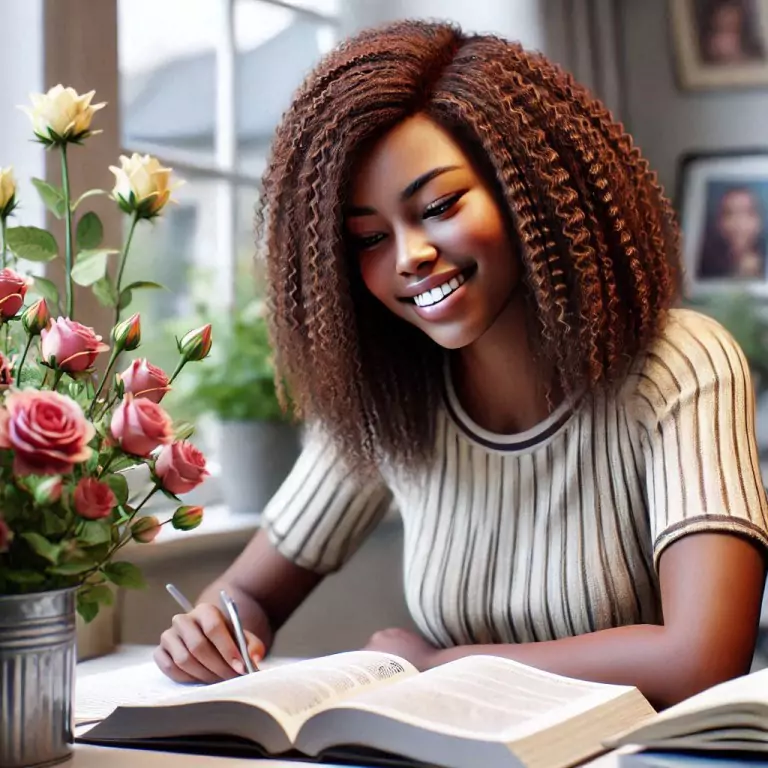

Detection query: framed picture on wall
xmin=677 ymin=150 xmax=768 ymax=296
xmin=670 ymin=0 xmax=768 ymax=89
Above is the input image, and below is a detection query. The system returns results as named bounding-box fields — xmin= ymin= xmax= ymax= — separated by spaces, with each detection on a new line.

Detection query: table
xmin=73 ymin=645 xmax=634 ymax=767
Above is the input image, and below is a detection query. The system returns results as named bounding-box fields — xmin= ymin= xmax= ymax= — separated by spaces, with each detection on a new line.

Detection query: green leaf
xmin=20 ymin=532 xmax=61 ymax=564
xmin=71 ymin=248 xmax=117 ymax=287
xmin=78 ymin=520 xmax=112 ymax=546
xmin=43 ymin=508 xmax=68 ymax=536
xmin=6 ymin=570 xmax=46 ymax=585
xmin=49 ymin=560 xmax=95 ymax=576
xmin=5 ymin=226 xmax=58 ymax=262
xmin=76 ymin=596 xmax=99 ymax=624
xmin=31 ymin=177 xmax=66 ymax=219
xmin=29 ymin=276 xmax=61 ymax=310
xmin=71 ymin=188 xmax=106 ymax=211
xmin=87 ymin=584 xmax=115 ymax=607
xmin=75 ymin=211 xmax=104 ymax=251
xmin=92 ymin=276 xmax=118 ymax=307
xmin=103 ymin=561 xmax=145 ymax=589
xmin=118 ymin=281 xmax=165 ymax=311
xmin=105 ymin=473 xmax=129 ymax=505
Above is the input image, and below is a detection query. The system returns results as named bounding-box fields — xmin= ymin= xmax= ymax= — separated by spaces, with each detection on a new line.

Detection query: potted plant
xmin=0 ymin=85 xmax=211 ymax=768
xmin=177 ymin=299 xmax=300 ymax=515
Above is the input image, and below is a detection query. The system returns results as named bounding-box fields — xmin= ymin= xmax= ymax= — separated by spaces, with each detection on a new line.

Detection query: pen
xmin=165 ymin=582 xmax=194 ymax=613
xmin=165 ymin=582 xmax=258 ymax=675
xmin=219 ymin=589 xmax=258 ymax=674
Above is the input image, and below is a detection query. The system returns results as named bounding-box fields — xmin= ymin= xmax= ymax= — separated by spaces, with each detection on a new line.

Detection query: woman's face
xmin=346 ymin=114 xmax=519 ymax=350
xmin=717 ymin=188 xmax=762 ymax=255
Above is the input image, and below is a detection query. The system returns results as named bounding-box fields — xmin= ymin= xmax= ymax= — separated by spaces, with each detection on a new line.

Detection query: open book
xmin=610 ymin=667 xmax=768 ymax=755
xmin=79 ymin=651 xmax=656 ymax=768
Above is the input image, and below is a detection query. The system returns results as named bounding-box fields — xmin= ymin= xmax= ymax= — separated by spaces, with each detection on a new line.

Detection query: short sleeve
xmin=632 ymin=310 xmax=768 ymax=569
xmin=260 ymin=426 xmax=393 ymax=574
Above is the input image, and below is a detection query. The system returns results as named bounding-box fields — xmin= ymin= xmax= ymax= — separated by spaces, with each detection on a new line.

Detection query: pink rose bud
xmin=0 ymin=389 xmax=95 ymax=475
xmin=21 ymin=298 xmax=51 ymax=336
xmin=172 ymin=505 xmax=204 ymax=531
xmin=73 ymin=477 xmax=116 ymax=520
xmin=41 ymin=317 xmax=110 ymax=373
xmin=178 ymin=323 xmax=212 ymax=362
xmin=110 ymin=393 xmax=173 ymax=457
xmin=118 ymin=358 xmax=170 ymax=403
xmin=0 ymin=516 xmax=13 ymax=553
xmin=33 ymin=475 xmax=63 ymax=505
xmin=0 ymin=269 xmax=27 ymax=319
xmin=112 ymin=312 xmax=141 ymax=352
xmin=0 ymin=352 xmax=13 ymax=389
xmin=155 ymin=440 xmax=209 ymax=495
xmin=131 ymin=514 xmax=161 ymax=543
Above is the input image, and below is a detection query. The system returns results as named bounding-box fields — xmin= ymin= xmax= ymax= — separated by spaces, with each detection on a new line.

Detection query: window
xmin=117 ymin=0 xmax=339 ymax=397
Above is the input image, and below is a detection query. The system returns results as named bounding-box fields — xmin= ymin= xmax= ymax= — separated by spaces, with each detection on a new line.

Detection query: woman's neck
xmin=452 ymin=297 xmax=562 ymax=435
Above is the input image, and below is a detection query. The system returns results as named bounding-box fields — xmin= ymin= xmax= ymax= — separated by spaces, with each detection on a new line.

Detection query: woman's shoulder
xmin=617 ymin=307 xmax=749 ymax=417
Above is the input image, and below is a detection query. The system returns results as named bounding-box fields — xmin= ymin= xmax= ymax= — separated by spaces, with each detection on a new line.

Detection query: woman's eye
xmin=352 ymin=233 xmax=386 ymax=250
xmin=423 ymin=193 xmax=462 ymax=219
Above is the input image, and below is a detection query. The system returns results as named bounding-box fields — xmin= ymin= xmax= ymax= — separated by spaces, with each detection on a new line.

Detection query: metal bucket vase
xmin=0 ymin=588 xmax=77 ymax=768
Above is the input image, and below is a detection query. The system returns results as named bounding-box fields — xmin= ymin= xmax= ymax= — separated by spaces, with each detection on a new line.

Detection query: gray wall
xmin=619 ymin=0 xmax=768 ymax=197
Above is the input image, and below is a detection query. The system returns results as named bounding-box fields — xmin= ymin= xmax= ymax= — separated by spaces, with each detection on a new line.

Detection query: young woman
xmin=155 ymin=20 xmax=768 ymax=709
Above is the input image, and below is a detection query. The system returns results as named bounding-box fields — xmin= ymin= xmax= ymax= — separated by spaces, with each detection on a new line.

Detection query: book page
xmin=330 ymin=654 xmax=639 ymax=743
xmin=154 ymin=650 xmax=418 ymax=741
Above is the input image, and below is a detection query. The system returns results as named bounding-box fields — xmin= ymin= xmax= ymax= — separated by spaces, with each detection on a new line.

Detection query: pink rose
xmin=0 ymin=269 xmax=27 ymax=319
xmin=41 ymin=317 xmax=109 ymax=373
xmin=0 ymin=389 xmax=94 ymax=476
xmin=110 ymin=393 xmax=173 ymax=457
xmin=73 ymin=478 xmax=116 ymax=520
xmin=155 ymin=440 xmax=209 ymax=495
xmin=131 ymin=515 xmax=161 ymax=543
xmin=0 ymin=516 xmax=12 ymax=553
xmin=119 ymin=358 xmax=170 ymax=403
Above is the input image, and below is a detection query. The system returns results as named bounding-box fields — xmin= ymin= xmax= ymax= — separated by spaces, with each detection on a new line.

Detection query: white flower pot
xmin=216 ymin=420 xmax=301 ymax=514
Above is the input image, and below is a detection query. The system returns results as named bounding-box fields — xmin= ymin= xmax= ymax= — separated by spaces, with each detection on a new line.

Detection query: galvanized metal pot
xmin=0 ymin=588 xmax=77 ymax=768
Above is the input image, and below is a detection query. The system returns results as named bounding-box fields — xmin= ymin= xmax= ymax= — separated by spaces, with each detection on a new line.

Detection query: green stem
xmin=168 ymin=356 xmax=186 ymax=385
xmin=50 ymin=369 xmax=64 ymax=392
xmin=3 ymin=324 xmax=8 ymax=357
xmin=15 ymin=335 xmax=33 ymax=387
xmin=1 ymin=217 xmax=7 ymax=270
xmin=60 ymin=145 xmax=74 ymax=319
xmin=89 ymin=347 xmax=120 ymax=418
xmin=132 ymin=485 xmax=159 ymax=516
xmin=114 ymin=213 xmax=140 ymax=326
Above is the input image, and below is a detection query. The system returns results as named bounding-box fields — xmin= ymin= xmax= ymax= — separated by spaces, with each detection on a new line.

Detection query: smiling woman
xmin=153 ymin=19 xmax=768 ymax=712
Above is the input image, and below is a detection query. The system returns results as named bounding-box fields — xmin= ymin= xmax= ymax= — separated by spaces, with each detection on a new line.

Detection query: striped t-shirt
xmin=263 ymin=308 xmax=768 ymax=648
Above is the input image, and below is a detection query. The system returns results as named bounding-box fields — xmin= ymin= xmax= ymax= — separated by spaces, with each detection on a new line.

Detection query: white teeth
xmin=414 ymin=272 xmax=467 ymax=307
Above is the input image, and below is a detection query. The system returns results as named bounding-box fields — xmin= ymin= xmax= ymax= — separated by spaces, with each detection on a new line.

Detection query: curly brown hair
xmin=260 ymin=19 xmax=680 ymax=473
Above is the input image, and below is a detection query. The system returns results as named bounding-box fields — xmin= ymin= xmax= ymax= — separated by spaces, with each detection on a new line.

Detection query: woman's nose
xmin=395 ymin=229 xmax=437 ymax=276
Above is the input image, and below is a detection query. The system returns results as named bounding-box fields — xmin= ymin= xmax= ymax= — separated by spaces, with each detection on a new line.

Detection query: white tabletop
xmin=74 ymin=646 xmax=633 ymax=767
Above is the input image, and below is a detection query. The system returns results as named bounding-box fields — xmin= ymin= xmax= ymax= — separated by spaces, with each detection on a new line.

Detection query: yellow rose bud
xmin=131 ymin=515 xmax=162 ymax=544
xmin=171 ymin=505 xmax=204 ymax=531
xmin=112 ymin=312 xmax=141 ymax=352
xmin=109 ymin=153 xmax=183 ymax=219
xmin=20 ymin=85 xmax=105 ymax=146
xmin=21 ymin=298 xmax=51 ymax=337
xmin=0 ymin=167 xmax=17 ymax=218
xmin=178 ymin=324 xmax=212 ymax=362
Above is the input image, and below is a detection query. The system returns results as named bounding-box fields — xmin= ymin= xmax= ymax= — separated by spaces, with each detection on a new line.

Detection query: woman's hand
xmin=364 ymin=627 xmax=439 ymax=671
xmin=154 ymin=602 xmax=266 ymax=684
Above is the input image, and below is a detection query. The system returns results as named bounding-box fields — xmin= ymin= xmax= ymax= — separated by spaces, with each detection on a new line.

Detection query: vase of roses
xmin=0 ymin=86 xmax=211 ymax=768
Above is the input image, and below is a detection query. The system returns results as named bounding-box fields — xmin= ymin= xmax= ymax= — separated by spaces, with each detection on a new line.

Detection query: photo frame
xmin=677 ymin=150 xmax=768 ymax=297
xmin=670 ymin=0 xmax=768 ymax=89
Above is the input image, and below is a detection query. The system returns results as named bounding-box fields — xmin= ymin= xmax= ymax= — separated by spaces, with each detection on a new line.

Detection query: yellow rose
xmin=109 ymin=153 xmax=183 ymax=219
xmin=20 ymin=85 xmax=105 ymax=145
xmin=0 ymin=167 xmax=16 ymax=217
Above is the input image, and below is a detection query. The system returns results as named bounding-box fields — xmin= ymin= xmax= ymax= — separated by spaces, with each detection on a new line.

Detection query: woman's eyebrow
xmin=346 ymin=165 xmax=462 ymax=218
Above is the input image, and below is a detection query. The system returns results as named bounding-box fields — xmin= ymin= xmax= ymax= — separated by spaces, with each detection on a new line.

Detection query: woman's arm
xmin=367 ymin=533 xmax=766 ymax=709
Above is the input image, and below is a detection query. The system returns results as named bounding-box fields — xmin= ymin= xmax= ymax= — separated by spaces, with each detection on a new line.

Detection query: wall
xmin=0 ymin=0 xmax=45 ymax=229
xmin=619 ymin=0 xmax=768 ymax=197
